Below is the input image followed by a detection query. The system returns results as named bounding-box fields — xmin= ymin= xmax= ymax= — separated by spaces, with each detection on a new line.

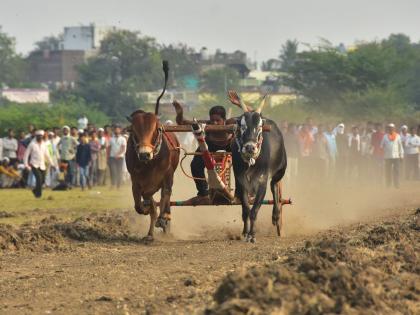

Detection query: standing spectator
xmin=45 ymin=131 xmax=60 ymax=187
xmin=381 ymin=123 xmax=404 ymax=188
xmin=400 ymin=125 xmax=410 ymax=179
xmin=305 ymin=117 xmax=318 ymax=136
xmin=97 ymin=128 xmax=108 ymax=186
xmin=109 ymin=125 xmax=127 ymax=189
xmin=371 ymin=123 xmax=385 ymax=183
xmin=404 ymin=127 xmax=420 ymax=180
xmin=76 ymin=133 xmax=92 ymax=190
xmin=23 ymin=130 xmax=54 ymax=198
xmin=17 ymin=131 xmax=27 ymax=163
xmin=50 ymin=127 xmax=61 ymax=149
xmin=2 ymin=129 xmax=18 ymax=165
xmin=347 ymin=126 xmax=361 ymax=179
xmin=313 ymin=124 xmax=329 ymax=179
xmin=297 ymin=124 xmax=314 ymax=181
xmin=334 ymin=123 xmax=348 ymax=180
xmin=58 ymin=126 xmax=78 ymax=187
xmin=0 ymin=137 xmax=3 ymax=161
xmin=324 ymin=125 xmax=338 ymax=180
xmin=283 ymin=123 xmax=299 ymax=188
xmin=89 ymin=130 xmax=101 ymax=186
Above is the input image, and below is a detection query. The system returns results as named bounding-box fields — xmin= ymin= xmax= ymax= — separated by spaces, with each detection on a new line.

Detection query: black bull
xmin=232 ymin=112 xmax=287 ymax=242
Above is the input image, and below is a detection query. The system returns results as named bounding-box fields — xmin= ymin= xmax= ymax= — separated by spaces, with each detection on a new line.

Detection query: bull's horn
xmin=238 ymin=95 xmax=249 ymax=112
xmin=256 ymin=95 xmax=268 ymax=114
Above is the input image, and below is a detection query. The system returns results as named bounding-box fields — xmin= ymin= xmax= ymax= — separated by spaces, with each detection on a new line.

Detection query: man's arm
xmin=23 ymin=143 xmax=32 ymax=168
xmin=173 ymin=100 xmax=197 ymax=125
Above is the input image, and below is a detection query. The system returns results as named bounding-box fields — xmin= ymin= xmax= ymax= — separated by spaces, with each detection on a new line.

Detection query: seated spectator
xmin=0 ymin=157 xmax=21 ymax=188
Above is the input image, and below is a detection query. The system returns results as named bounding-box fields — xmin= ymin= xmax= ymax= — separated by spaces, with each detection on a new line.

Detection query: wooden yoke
xmin=163 ymin=124 xmax=271 ymax=133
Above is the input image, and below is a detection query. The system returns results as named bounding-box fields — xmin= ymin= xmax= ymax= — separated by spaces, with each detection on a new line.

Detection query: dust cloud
xmin=124 ymin=155 xmax=420 ymax=240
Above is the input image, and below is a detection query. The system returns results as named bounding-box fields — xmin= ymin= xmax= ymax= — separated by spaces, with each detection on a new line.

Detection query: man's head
xmin=113 ymin=125 xmax=122 ymax=136
xmin=352 ymin=126 xmax=359 ymax=135
xmin=62 ymin=126 xmax=70 ymax=136
xmin=400 ymin=125 xmax=408 ymax=134
xmin=80 ymin=133 xmax=89 ymax=144
xmin=90 ymin=130 xmax=97 ymax=139
xmin=209 ymin=106 xmax=226 ymax=125
xmin=336 ymin=123 xmax=345 ymax=135
xmin=35 ymin=130 xmax=44 ymax=142
xmin=98 ymin=128 xmax=104 ymax=137
xmin=70 ymin=127 xmax=78 ymax=137
xmin=409 ymin=126 xmax=417 ymax=135
xmin=386 ymin=123 xmax=396 ymax=134
xmin=7 ymin=129 xmax=14 ymax=138
xmin=2 ymin=157 xmax=10 ymax=166
xmin=375 ymin=123 xmax=383 ymax=132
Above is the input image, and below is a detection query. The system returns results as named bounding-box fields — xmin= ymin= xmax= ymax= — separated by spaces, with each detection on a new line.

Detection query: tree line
xmin=1 ymin=26 xmax=420 ymax=126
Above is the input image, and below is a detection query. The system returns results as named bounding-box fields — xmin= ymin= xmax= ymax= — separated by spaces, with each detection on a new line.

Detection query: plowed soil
xmin=0 ymin=180 xmax=419 ymax=315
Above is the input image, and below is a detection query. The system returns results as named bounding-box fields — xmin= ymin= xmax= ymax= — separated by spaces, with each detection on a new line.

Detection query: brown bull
xmin=126 ymin=110 xmax=180 ymax=241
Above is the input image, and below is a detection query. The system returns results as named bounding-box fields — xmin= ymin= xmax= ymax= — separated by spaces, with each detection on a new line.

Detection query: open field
xmin=0 ymin=174 xmax=419 ymax=314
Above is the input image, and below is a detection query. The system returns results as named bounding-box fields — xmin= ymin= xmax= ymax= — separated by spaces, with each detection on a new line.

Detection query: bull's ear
xmin=126 ymin=116 xmax=133 ymax=123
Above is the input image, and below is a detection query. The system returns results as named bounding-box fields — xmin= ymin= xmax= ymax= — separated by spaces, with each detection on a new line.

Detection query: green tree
xmin=160 ymin=44 xmax=199 ymax=88
xmin=279 ymin=39 xmax=298 ymax=72
xmin=34 ymin=34 xmax=63 ymax=51
xmin=200 ymin=67 xmax=240 ymax=94
xmin=77 ymin=30 xmax=163 ymax=119
xmin=0 ymin=26 xmax=26 ymax=87
xmin=0 ymin=97 xmax=109 ymax=134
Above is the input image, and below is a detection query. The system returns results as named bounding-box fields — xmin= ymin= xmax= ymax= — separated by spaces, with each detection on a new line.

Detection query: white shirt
xmin=405 ymin=135 xmax=420 ymax=155
xmin=109 ymin=135 xmax=127 ymax=158
xmin=77 ymin=117 xmax=88 ymax=130
xmin=2 ymin=137 xmax=18 ymax=159
xmin=23 ymin=140 xmax=53 ymax=171
xmin=0 ymin=138 xmax=3 ymax=160
xmin=380 ymin=133 xmax=404 ymax=159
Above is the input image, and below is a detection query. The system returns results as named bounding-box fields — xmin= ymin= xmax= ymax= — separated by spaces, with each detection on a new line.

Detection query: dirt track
xmin=0 ymin=180 xmax=419 ymax=314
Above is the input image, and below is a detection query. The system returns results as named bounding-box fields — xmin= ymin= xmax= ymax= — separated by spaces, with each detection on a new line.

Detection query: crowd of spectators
xmin=1 ymin=116 xmax=419 ymax=197
xmin=282 ymin=118 xmax=420 ymax=189
xmin=0 ymin=118 xmax=128 ymax=198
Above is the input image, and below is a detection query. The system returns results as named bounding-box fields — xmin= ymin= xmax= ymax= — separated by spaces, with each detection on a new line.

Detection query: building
xmin=26 ymin=24 xmax=115 ymax=87
xmin=192 ymin=48 xmax=255 ymax=78
xmin=62 ymin=25 xmax=116 ymax=51
xmin=1 ymin=88 xmax=50 ymax=103
xmin=27 ymin=50 xmax=85 ymax=87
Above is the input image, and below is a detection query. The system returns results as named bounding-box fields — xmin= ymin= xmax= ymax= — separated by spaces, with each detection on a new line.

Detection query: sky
xmin=1 ymin=0 xmax=420 ymax=62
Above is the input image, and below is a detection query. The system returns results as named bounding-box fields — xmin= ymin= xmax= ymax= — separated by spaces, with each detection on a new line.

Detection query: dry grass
xmin=0 ymin=185 xmax=133 ymax=225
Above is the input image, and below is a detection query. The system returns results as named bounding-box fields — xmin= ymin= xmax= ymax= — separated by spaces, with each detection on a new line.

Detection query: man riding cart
xmin=173 ymin=101 xmax=237 ymax=205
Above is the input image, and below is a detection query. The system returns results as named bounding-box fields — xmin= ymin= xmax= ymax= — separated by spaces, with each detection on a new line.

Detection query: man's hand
xmin=227 ymin=90 xmax=241 ymax=106
xmin=172 ymin=100 xmax=183 ymax=115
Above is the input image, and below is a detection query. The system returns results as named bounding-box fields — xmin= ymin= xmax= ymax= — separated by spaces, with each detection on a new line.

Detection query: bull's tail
xmin=155 ymin=60 xmax=169 ymax=115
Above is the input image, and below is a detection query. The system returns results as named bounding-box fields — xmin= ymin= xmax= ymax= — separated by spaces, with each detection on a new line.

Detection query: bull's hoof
xmin=155 ymin=217 xmax=171 ymax=233
xmin=246 ymin=233 xmax=256 ymax=243
xmin=135 ymin=207 xmax=150 ymax=215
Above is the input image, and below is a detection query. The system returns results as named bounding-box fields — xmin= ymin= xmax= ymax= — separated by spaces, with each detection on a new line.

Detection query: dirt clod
xmin=207 ymin=210 xmax=420 ymax=315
